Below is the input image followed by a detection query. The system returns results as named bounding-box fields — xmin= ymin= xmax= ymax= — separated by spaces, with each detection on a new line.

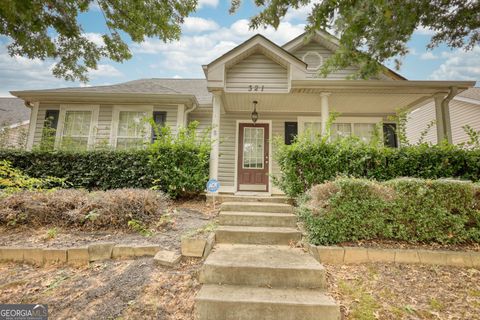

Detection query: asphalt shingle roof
xmin=21 ymin=78 xmax=212 ymax=105
xmin=0 ymin=98 xmax=30 ymax=126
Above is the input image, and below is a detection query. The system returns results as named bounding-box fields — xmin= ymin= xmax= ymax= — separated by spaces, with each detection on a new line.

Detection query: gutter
xmin=184 ymin=102 xmax=198 ymax=126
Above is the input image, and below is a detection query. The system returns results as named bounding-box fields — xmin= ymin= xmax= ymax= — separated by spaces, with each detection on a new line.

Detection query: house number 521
xmin=248 ymin=85 xmax=264 ymax=92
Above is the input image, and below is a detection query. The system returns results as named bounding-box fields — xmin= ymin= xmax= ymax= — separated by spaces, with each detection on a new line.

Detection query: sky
xmin=0 ymin=0 xmax=479 ymax=97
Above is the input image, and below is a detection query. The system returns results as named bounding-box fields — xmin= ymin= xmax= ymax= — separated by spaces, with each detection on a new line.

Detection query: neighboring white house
xmin=10 ymin=31 xmax=476 ymax=194
xmin=406 ymin=87 xmax=480 ymax=145
xmin=0 ymin=97 xmax=31 ymax=149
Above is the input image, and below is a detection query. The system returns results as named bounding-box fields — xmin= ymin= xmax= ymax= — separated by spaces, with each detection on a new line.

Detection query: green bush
xmin=273 ymin=136 xmax=480 ymax=197
xmin=300 ymin=177 xmax=480 ymax=245
xmin=0 ymin=123 xmax=210 ymax=198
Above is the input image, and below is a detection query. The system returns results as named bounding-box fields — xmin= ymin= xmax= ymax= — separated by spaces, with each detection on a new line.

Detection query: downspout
xmin=441 ymin=86 xmax=457 ymax=144
xmin=184 ymin=102 xmax=198 ymax=127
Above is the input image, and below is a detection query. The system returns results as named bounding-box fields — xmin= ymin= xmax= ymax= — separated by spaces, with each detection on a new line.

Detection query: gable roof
xmin=204 ymin=34 xmax=306 ymax=70
xmin=11 ymin=79 xmax=212 ymax=106
xmin=0 ymin=98 xmax=30 ymax=126
xmin=283 ymin=30 xmax=407 ymax=80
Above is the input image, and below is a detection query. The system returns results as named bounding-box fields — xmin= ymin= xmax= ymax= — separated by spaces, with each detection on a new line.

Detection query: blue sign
xmin=206 ymin=179 xmax=220 ymax=193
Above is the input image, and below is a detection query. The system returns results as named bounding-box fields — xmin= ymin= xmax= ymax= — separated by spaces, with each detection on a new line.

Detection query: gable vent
xmin=302 ymin=51 xmax=323 ymax=71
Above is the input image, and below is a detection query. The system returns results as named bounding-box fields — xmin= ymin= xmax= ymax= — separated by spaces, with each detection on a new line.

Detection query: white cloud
xmin=88 ymin=64 xmax=123 ymax=77
xmin=134 ymin=19 xmax=305 ymax=75
xmin=430 ymin=46 xmax=480 ymax=80
xmin=420 ymin=51 xmax=438 ymax=60
xmin=183 ymin=17 xmax=219 ymax=33
xmin=415 ymin=25 xmax=435 ymax=36
xmin=198 ymin=0 xmax=219 ymax=8
xmin=84 ymin=32 xmax=104 ymax=46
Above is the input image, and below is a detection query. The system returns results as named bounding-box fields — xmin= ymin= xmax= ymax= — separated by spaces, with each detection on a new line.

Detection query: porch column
xmin=434 ymin=93 xmax=453 ymax=144
xmin=26 ymin=101 xmax=39 ymax=151
xmin=320 ymin=92 xmax=331 ymax=136
xmin=209 ymin=92 xmax=221 ymax=180
xmin=176 ymin=104 xmax=185 ymax=128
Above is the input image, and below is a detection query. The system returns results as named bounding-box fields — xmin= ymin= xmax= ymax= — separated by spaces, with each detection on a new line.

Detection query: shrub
xmin=273 ymin=136 xmax=480 ymax=197
xmin=0 ymin=188 xmax=169 ymax=230
xmin=0 ymin=122 xmax=211 ymax=198
xmin=300 ymin=177 xmax=480 ymax=245
xmin=0 ymin=160 xmax=65 ymax=193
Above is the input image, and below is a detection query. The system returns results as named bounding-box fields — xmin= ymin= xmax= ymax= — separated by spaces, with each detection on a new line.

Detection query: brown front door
xmin=237 ymin=123 xmax=269 ymax=192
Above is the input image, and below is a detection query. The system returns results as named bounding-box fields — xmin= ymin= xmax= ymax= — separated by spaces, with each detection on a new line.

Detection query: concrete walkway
xmin=195 ymin=196 xmax=340 ymax=319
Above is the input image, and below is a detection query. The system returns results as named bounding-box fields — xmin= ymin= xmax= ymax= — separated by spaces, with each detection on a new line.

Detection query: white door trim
xmin=234 ymin=119 xmax=273 ymax=194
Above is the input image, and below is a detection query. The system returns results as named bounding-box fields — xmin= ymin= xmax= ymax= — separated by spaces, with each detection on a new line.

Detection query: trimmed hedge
xmin=0 ymin=147 xmax=209 ymax=198
xmin=299 ymin=177 xmax=480 ymax=245
xmin=274 ymin=137 xmax=480 ymax=197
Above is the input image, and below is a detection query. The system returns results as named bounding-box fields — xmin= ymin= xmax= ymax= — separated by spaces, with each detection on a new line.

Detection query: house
xmin=0 ymin=97 xmax=31 ymax=149
xmin=406 ymin=87 xmax=480 ymax=145
xmin=10 ymin=32 xmax=476 ymax=194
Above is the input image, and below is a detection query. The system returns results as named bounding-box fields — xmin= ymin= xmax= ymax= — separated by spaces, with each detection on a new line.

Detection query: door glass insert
xmin=243 ymin=127 xmax=264 ymax=169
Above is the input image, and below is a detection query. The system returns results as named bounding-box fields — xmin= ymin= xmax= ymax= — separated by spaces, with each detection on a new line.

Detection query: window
xmin=41 ymin=110 xmax=59 ymax=150
xmin=243 ymin=127 xmax=264 ymax=169
xmin=298 ymin=117 xmax=382 ymax=143
xmin=383 ymin=123 xmax=398 ymax=148
xmin=111 ymin=105 xmax=154 ymax=150
xmin=151 ymin=111 xmax=167 ymax=142
xmin=56 ymin=105 xmax=99 ymax=151
xmin=284 ymin=122 xmax=298 ymax=145
xmin=116 ymin=111 xmax=149 ymax=150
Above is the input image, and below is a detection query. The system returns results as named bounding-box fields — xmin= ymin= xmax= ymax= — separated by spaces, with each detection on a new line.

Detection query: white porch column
xmin=176 ymin=104 xmax=185 ymax=129
xmin=209 ymin=92 xmax=221 ymax=180
xmin=320 ymin=92 xmax=331 ymax=136
xmin=26 ymin=102 xmax=39 ymax=151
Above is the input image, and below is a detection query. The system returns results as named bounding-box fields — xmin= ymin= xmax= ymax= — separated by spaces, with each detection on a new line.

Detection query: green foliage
xmin=0 ymin=160 xmax=65 ymax=193
xmin=46 ymin=227 xmax=58 ymax=239
xmin=273 ymin=136 xmax=480 ymax=198
xmin=462 ymin=125 xmax=480 ymax=149
xmin=128 ymin=219 xmax=153 ymax=237
xmin=236 ymin=0 xmax=480 ymax=79
xmin=300 ymin=177 xmax=480 ymax=245
xmin=0 ymin=0 xmax=196 ymax=82
xmin=0 ymin=122 xmax=210 ymax=198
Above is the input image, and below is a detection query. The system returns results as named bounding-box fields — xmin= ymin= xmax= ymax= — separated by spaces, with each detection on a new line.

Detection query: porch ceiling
xmin=222 ymin=80 xmax=475 ymax=114
xmin=223 ymin=91 xmax=431 ymax=114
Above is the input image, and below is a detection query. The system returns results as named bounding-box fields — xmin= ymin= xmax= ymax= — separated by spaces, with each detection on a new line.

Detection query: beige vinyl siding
xmin=291 ymin=42 xmax=359 ymax=79
xmin=406 ymin=99 xmax=480 ymax=145
xmin=188 ymin=110 xmax=212 ymax=139
xmin=225 ymin=53 xmax=288 ymax=93
xmin=33 ymin=103 xmax=180 ymax=148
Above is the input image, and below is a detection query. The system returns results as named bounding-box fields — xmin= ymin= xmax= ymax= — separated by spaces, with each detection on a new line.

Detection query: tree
xmin=231 ymin=0 xmax=480 ymax=79
xmin=0 ymin=0 xmax=196 ymax=82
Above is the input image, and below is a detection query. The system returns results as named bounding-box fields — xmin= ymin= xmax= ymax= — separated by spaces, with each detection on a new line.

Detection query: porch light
xmin=251 ymin=100 xmax=259 ymax=124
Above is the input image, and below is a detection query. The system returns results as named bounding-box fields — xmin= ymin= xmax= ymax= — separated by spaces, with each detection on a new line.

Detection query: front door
xmin=237 ymin=123 xmax=269 ymax=192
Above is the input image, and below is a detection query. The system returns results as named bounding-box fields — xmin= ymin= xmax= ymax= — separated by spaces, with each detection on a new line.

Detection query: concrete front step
xmin=221 ymin=201 xmax=294 ymax=214
xmin=207 ymin=194 xmax=291 ymax=204
xmin=196 ymin=284 xmax=340 ymax=320
xmin=219 ymin=211 xmax=297 ymax=228
xmin=200 ymin=244 xmax=326 ymax=288
xmin=216 ymin=226 xmax=301 ymax=245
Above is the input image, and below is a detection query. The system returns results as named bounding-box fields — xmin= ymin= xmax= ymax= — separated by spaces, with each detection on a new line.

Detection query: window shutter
xmin=41 ymin=110 xmax=60 ymax=150
xmin=285 ymin=122 xmax=298 ymax=145
xmin=383 ymin=123 xmax=398 ymax=148
xmin=45 ymin=110 xmax=59 ymax=129
xmin=152 ymin=111 xmax=167 ymax=142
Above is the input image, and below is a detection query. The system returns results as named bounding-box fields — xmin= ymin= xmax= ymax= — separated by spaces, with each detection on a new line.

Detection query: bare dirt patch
xmin=0 ymin=199 xmax=218 ymax=251
xmin=0 ymin=257 xmax=201 ymax=319
xmin=325 ymin=263 xmax=480 ymax=319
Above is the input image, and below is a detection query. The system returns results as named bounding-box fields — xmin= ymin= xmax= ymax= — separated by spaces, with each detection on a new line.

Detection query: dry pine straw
xmin=325 ymin=263 xmax=480 ymax=320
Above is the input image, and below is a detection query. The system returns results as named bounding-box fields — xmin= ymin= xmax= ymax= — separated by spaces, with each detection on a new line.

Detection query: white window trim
xmin=110 ymin=105 xmax=154 ymax=148
xmin=297 ymin=116 xmax=383 ymax=138
xmin=55 ymin=104 xmax=100 ymax=150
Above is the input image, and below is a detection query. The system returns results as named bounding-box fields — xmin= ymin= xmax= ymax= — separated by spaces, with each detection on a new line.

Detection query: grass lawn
xmin=325 ymin=263 xmax=480 ymax=319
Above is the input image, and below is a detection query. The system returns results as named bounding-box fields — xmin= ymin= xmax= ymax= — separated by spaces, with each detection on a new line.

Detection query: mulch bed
xmin=0 ymin=200 xmax=218 ymax=251
xmin=325 ymin=263 xmax=480 ymax=319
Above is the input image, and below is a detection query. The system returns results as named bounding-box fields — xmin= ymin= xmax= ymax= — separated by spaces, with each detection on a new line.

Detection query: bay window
xmin=111 ymin=105 xmax=153 ymax=150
